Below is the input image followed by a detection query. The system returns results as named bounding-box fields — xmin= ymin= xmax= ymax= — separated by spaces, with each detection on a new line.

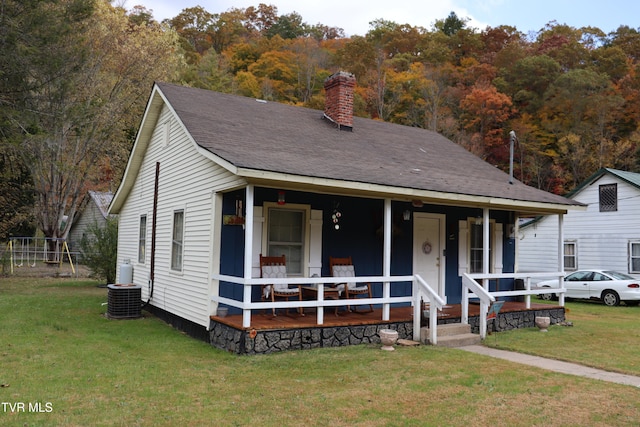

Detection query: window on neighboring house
xmin=564 ymin=241 xmax=577 ymax=270
xmin=599 ymin=183 xmax=617 ymax=212
xmin=630 ymin=241 xmax=640 ymax=274
xmin=469 ymin=221 xmax=493 ymax=274
xmin=171 ymin=210 xmax=184 ymax=271
xmin=267 ymin=207 xmax=305 ymax=275
xmin=138 ymin=215 xmax=147 ymax=264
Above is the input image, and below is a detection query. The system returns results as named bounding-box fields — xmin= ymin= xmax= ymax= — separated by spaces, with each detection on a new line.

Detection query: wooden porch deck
xmin=210 ymin=301 xmax=555 ymax=331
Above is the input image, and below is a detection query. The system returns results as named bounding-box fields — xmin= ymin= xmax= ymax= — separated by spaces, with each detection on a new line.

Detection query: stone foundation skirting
xmin=464 ymin=307 xmax=565 ymax=333
xmin=209 ymin=320 xmax=413 ymax=355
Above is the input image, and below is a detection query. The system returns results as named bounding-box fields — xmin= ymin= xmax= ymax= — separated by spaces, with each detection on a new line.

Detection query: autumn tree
xmin=168 ymin=6 xmax=216 ymax=63
xmin=460 ymin=83 xmax=514 ymax=164
xmin=291 ymin=37 xmax=330 ymax=104
xmin=2 ymin=0 xmax=183 ymax=252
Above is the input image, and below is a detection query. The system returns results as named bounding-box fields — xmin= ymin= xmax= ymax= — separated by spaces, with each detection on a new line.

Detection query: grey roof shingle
xmin=157 ymin=82 xmax=579 ymax=208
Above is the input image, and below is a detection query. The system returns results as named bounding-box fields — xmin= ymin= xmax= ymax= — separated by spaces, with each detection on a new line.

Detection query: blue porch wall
xmin=218 ymin=188 xmax=516 ymax=311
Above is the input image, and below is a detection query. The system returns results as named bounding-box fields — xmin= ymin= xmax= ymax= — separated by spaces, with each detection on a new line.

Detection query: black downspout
xmin=144 ymin=161 xmax=160 ymax=307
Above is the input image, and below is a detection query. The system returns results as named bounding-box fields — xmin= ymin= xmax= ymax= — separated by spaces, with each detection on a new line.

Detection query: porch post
xmin=482 ymin=208 xmax=490 ymax=282
xmin=481 ymin=208 xmax=490 ymax=338
xmin=382 ymin=198 xmax=392 ymax=321
xmin=242 ymin=185 xmax=255 ymax=328
xmin=558 ymin=213 xmax=565 ymax=307
xmin=209 ymin=191 xmax=223 ymax=321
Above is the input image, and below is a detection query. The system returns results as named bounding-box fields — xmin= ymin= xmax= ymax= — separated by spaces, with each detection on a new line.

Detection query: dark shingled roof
xmin=156 ymin=82 xmax=579 ymax=208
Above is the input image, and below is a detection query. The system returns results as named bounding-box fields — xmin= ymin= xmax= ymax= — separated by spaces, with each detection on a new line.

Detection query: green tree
xmin=79 ymin=217 xmax=118 ymax=284
xmin=0 ymin=150 xmax=36 ymax=240
xmin=182 ymin=49 xmax=234 ymax=92
xmin=265 ymin=12 xmax=307 ymax=39
xmin=434 ymin=11 xmax=467 ymax=36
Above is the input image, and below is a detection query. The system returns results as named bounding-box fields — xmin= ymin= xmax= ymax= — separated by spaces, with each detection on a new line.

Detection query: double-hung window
xmin=630 ymin=242 xmax=640 ymax=274
xmin=469 ymin=221 xmax=493 ymax=274
xmin=564 ymin=241 xmax=577 ymax=271
xmin=138 ymin=215 xmax=147 ymax=264
xmin=171 ymin=210 xmax=184 ymax=271
xmin=266 ymin=207 xmax=305 ymax=275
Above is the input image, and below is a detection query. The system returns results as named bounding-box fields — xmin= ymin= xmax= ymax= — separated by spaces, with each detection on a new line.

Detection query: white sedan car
xmin=538 ymin=270 xmax=640 ymax=306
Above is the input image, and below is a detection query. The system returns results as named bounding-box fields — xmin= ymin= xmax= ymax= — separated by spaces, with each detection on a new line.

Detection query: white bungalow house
xmin=108 ymin=73 xmax=582 ymax=353
xmin=518 ymin=168 xmax=640 ymax=278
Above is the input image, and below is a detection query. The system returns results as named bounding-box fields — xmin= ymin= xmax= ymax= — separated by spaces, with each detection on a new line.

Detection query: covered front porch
xmin=209 ymin=185 xmax=571 ymax=353
xmin=208 ymin=299 xmax=565 ymax=355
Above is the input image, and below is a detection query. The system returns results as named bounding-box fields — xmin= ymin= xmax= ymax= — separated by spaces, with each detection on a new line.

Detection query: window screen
xmin=599 ymin=184 xmax=617 ymax=212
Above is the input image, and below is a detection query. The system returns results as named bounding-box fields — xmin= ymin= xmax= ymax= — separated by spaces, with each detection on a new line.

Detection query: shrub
xmin=79 ymin=216 xmax=118 ymax=284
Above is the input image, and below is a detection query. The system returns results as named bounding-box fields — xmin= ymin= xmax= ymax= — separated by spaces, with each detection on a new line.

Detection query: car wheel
xmin=539 ymin=287 xmax=555 ymax=301
xmin=602 ymin=290 xmax=620 ymax=306
xmin=540 ymin=292 xmax=555 ymax=301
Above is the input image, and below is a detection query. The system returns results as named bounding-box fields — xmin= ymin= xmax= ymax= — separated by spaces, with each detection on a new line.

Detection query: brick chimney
xmin=323 ymin=71 xmax=356 ymax=131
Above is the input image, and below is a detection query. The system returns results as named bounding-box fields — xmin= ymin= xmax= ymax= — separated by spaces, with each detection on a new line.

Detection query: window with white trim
xmin=138 ymin=215 xmax=147 ymax=264
xmin=564 ymin=241 xmax=577 ymax=271
xmin=171 ymin=210 xmax=184 ymax=271
xmin=469 ymin=220 xmax=494 ymax=274
xmin=266 ymin=206 xmax=307 ymax=276
xmin=630 ymin=241 xmax=640 ymax=274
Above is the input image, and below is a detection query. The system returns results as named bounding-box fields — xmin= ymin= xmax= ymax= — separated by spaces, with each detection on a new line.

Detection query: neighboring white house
xmin=518 ymin=168 xmax=640 ymax=278
xmin=68 ymin=191 xmax=114 ymax=252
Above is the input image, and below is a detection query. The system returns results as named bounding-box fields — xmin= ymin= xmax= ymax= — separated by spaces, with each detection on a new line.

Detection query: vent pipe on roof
xmin=323 ymin=71 xmax=356 ymax=131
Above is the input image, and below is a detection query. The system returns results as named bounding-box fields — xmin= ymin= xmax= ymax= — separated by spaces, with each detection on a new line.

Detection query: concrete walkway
xmin=459 ymin=345 xmax=640 ymax=387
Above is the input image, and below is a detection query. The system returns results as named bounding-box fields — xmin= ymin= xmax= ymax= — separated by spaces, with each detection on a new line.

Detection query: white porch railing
xmin=462 ymin=272 xmax=566 ymax=339
xmin=414 ymin=274 xmax=446 ymax=344
xmin=211 ymin=271 xmax=566 ymax=341
xmin=211 ymin=274 xmax=444 ymax=334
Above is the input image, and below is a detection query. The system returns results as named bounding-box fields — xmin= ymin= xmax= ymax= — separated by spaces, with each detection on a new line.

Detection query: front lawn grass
xmin=484 ymin=298 xmax=640 ymax=375
xmin=1 ymin=278 xmax=639 ymax=426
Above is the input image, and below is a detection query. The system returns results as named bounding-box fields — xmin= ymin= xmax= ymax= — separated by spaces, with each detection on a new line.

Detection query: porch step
xmin=420 ymin=323 xmax=481 ymax=347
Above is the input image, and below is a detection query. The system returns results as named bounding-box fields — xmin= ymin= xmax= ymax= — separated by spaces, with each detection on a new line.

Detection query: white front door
xmin=413 ymin=213 xmax=446 ymax=299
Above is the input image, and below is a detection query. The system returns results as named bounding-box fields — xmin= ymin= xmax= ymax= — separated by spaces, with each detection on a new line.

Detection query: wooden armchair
xmin=329 ymin=256 xmax=374 ymax=313
xmin=259 ymin=254 xmax=303 ymax=317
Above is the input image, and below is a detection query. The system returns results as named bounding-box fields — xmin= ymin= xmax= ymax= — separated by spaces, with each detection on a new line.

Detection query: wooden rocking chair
xmin=259 ymin=254 xmax=303 ymax=317
xmin=329 ymin=256 xmax=374 ymax=313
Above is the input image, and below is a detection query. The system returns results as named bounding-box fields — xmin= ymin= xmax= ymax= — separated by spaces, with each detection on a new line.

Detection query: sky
xmin=123 ymin=0 xmax=640 ymax=37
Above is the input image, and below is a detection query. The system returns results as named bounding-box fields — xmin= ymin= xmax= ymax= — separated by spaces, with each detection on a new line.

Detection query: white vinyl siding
xmin=115 ymin=103 xmax=246 ymax=327
xmin=519 ymin=174 xmax=640 ymax=277
xmin=67 ymin=201 xmax=105 ymax=252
